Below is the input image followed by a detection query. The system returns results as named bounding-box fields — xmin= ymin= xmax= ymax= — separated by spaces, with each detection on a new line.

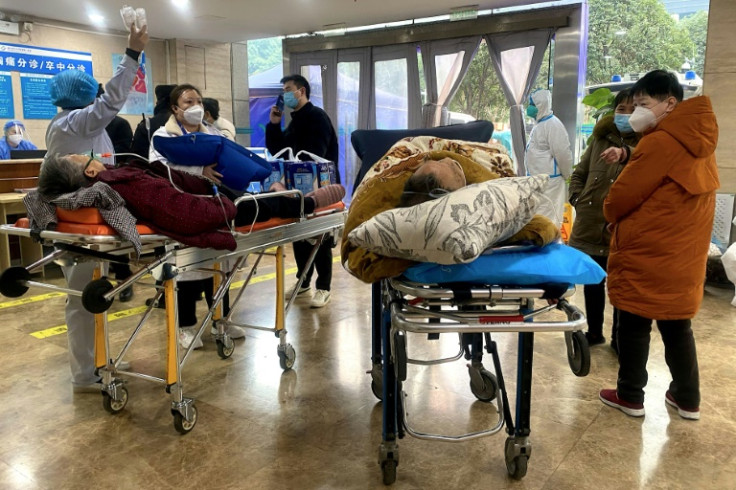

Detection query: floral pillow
xmin=347 ymin=175 xmax=549 ymax=264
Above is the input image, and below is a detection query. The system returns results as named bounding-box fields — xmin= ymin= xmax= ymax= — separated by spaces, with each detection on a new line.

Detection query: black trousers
xmin=177 ymin=277 xmax=231 ymax=328
xmin=616 ymin=309 xmax=700 ymax=407
xmin=293 ymin=237 xmax=333 ymax=291
xmin=584 ymin=254 xmax=618 ymax=343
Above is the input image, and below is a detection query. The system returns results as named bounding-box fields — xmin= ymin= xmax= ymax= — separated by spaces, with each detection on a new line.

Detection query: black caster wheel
xmin=469 ymin=368 xmax=499 ymax=402
xmin=102 ymin=386 xmax=129 ymax=414
xmin=567 ymin=331 xmax=591 ymax=377
xmin=173 ymin=406 xmax=198 ymax=434
xmin=381 ymin=458 xmax=397 ymax=485
xmin=278 ymin=344 xmax=296 ymax=370
xmin=82 ymin=278 xmax=114 ymax=314
xmin=370 ymin=364 xmax=383 ymax=401
xmin=505 ymin=437 xmax=529 ymax=480
xmin=507 ymin=455 xmax=528 ymax=480
xmin=0 ymin=266 xmax=30 ymax=298
xmin=216 ymin=338 xmax=235 ymax=359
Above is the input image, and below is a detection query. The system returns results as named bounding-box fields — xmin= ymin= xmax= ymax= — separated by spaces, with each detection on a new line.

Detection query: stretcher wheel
xmin=469 ymin=368 xmax=498 ymax=402
xmin=82 ymin=278 xmax=114 ymax=314
xmin=102 ymin=386 xmax=128 ymax=414
xmin=567 ymin=331 xmax=591 ymax=377
xmin=173 ymin=406 xmax=198 ymax=434
xmin=216 ymin=338 xmax=235 ymax=359
xmin=381 ymin=458 xmax=397 ymax=485
xmin=370 ymin=364 xmax=383 ymax=400
xmin=505 ymin=437 xmax=529 ymax=480
xmin=278 ymin=344 xmax=296 ymax=370
xmin=0 ymin=266 xmax=31 ymax=298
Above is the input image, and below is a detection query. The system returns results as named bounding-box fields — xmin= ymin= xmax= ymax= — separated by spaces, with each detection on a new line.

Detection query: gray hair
xmin=37 ymin=153 xmax=88 ymax=198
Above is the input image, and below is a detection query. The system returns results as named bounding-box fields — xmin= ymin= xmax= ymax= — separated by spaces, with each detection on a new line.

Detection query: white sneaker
xmin=287 ymin=284 xmax=311 ymax=298
xmin=179 ymin=328 xmax=203 ymax=350
xmin=310 ymin=289 xmax=331 ymax=308
xmin=210 ymin=324 xmax=246 ymax=339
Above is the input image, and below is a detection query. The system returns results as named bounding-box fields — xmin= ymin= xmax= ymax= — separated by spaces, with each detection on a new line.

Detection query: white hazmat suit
xmin=524 ymin=89 xmax=573 ymax=226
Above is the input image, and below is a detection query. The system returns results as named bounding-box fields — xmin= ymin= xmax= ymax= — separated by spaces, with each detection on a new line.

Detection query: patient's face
xmin=414 ymin=158 xmax=466 ymax=191
xmin=67 ymin=154 xmax=106 ymax=177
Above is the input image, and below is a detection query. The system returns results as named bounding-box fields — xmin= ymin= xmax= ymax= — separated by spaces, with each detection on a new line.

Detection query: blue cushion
xmin=403 ymin=242 xmax=606 ymax=286
xmin=152 ymin=133 xmax=271 ymax=191
xmin=350 ymin=120 xmax=494 ymax=192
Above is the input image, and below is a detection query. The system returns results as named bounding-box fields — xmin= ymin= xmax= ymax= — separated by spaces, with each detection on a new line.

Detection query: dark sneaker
xmin=585 ymin=332 xmax=606 ymax=346
xmin=665 ymin=391 xmax=700 ymax=420
xmin=119 ymin=286 xmax=134 ymax=302
xmin=599 ymin=389 xmax=645 ymax=417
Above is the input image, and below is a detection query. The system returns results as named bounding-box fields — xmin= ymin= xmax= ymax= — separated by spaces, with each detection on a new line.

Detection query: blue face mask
xmin=614 ymin=114 xmax=633 ymax=133
xmin=283 ymin=91 xmax=299 ymax=109
xmin=526 ymin=105 xmax=538 ymax=119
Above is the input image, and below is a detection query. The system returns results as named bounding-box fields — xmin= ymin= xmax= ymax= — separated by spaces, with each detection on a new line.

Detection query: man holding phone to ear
xmin=266 ymin=74 xmax=339 ymax=308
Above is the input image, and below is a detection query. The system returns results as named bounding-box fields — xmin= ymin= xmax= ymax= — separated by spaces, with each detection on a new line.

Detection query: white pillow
xmin=348 ymin=175 xmax=549 ymax=264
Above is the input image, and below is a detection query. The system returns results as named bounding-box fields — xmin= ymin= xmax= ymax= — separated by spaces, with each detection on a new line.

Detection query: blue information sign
xmin=0 ymin=42 xmax=93 ymax=76
xmin=20 ymin=74 xmax=58 ymax=119
xmin=0 ymin=71 xmax=13 ymax=119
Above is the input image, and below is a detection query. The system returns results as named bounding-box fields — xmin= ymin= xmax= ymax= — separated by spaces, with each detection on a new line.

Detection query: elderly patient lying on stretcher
xmin=35 ymin=154 xmax=345 ymax=249
xmin=342 ymin=136 xmax=561 ymax=283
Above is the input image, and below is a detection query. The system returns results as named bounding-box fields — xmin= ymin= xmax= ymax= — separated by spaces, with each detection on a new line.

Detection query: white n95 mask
xmin=7 ymin=134 xmax=23 ymax=146
xmin=628 ymin=106 xmax=657 ymax=133
xmin=181 ymin=105 xmax=204 ymax=126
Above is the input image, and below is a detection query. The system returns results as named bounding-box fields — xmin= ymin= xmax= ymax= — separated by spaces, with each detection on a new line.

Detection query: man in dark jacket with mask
xmin=266 ymin=74 xmax=339 ymax=308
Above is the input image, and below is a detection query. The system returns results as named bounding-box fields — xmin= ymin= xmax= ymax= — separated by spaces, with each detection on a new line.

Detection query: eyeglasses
xmin=401 ymin=188 xmax=451 ymax=200
xmin=84 ymin=156 xmax=94 ymax=171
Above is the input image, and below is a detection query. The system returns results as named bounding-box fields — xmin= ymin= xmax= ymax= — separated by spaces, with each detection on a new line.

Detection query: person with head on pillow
xmin=44 ymin=23 xmax=149 ymax=394
xmin=398 ymin=157 xmax=467 ymax=207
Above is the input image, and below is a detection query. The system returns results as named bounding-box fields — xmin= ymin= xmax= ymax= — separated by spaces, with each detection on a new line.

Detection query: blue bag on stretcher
xmin=151 ymin=133 xmax=271 ymax=191
xmin=286 ymin=150 xmax=338 ymax=194
xmin=260 ymin=147 xmax=290 ymax=191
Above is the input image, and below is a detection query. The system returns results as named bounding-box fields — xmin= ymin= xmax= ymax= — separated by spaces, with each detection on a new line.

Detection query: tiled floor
xmin=1 ymin=249 xmax=735 ymax=489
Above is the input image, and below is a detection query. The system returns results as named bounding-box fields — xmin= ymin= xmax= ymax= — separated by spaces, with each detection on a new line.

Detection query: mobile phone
xmin=276 ymin=94 xmax=284 ymax=112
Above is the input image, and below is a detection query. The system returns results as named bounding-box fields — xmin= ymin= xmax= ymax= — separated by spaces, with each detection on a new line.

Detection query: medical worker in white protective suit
xmin=524 ymin=89 xmax=573 ymax=226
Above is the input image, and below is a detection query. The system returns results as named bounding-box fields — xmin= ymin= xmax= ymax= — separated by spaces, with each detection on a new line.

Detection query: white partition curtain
xmin=419 ymin=36 xmax=482 ymax=128
xmin=485 ymin=29 xmax=554 ymax=175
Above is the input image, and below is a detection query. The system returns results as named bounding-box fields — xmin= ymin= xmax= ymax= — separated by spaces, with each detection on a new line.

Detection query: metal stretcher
xmin=370 ymin=273 xmax=589 ymax=484
xmin=0 ymin=193 xmax=346 ymax=434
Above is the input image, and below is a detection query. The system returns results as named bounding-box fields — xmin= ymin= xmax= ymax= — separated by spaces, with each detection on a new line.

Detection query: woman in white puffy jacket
xmin=524 ymin=89 xmax=573 ymax=226
xmin=148 ymin=83 xmax=244 ymax=349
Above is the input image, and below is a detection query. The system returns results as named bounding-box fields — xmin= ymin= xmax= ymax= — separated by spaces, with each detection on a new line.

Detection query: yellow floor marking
xmin=27 ymin=255 xmax=342 ymax=338
xmin=0 ymin=291 xmax=66 ymax=309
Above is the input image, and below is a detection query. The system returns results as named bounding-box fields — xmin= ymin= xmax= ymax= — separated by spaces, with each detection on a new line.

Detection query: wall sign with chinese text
xmin=0 ymin=42 xmax=93 ymax=75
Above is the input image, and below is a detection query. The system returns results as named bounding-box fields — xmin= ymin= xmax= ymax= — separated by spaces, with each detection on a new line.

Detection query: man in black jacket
xmin=266 ymin=74 xmax=339 ymax=308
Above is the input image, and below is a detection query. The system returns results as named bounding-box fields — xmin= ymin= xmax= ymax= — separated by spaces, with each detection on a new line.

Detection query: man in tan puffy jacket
xmin=599 ymin=70 xmax=719 ymax=421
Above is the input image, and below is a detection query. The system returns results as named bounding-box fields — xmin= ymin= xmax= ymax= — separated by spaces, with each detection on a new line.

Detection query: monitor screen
xmin=9 ymin=149 xmax=47 ymax=160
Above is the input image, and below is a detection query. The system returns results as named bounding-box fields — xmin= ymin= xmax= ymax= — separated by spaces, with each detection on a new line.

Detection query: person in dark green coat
xmin=568 ymin=90 xmax=640 ymax=352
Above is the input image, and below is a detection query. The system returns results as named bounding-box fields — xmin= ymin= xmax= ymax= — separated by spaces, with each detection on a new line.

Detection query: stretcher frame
xmin=0 ymin=192 xmax=346 ymax=434
xmin=371 ymin=276 xmax=589 ymax=484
